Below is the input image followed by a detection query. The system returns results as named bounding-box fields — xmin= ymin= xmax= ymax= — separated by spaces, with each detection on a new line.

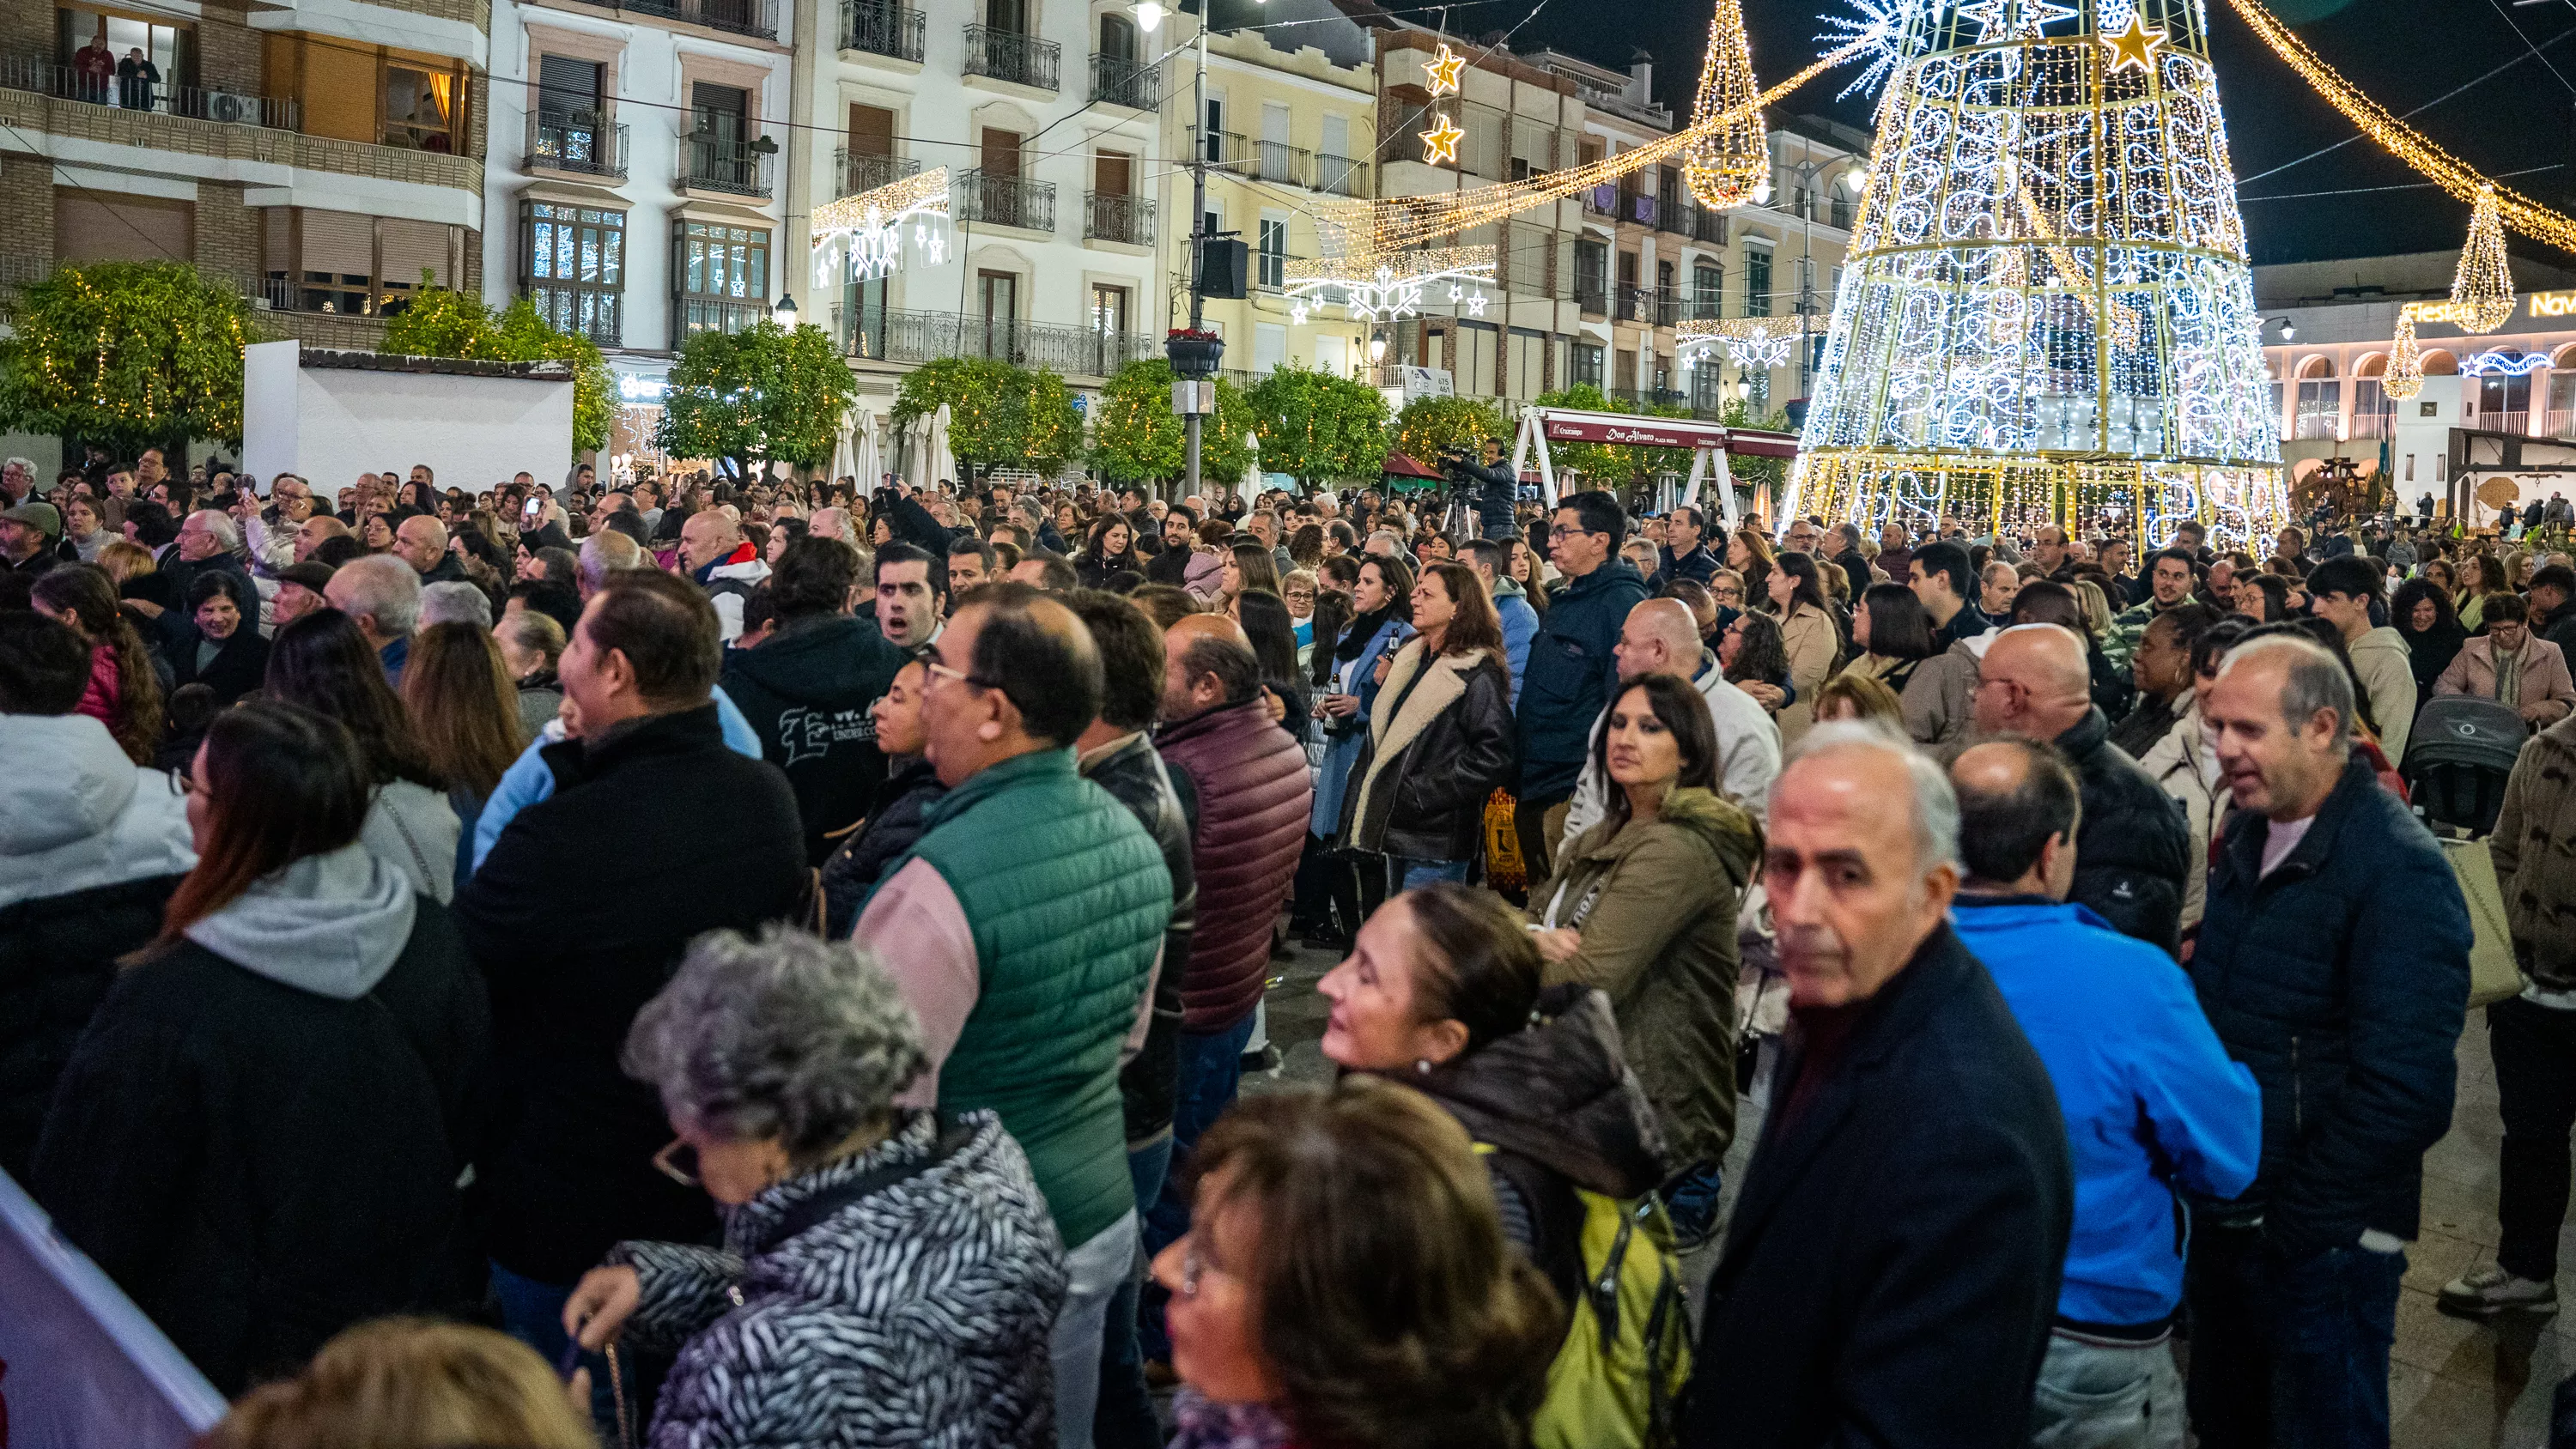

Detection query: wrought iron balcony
xmin=964 ymin=26 xmax=1060 ymax=91
xmin=957 ymin=169 xmax=1055 ymax=233
xmin=1251 ymin=139 xmax=1310 ymax=187
xmin=526 ymin=112 xmax=627 ymax=179
xmin=845 ymin=306 xmax=1159 ymax=377
xmin=1084 ymin=191 xmax=1156 ymax=247
xmin=625 ymin=0 xmax=779 ymax=39
xmin=841 ymin=0 xmax=926 ymax=60
xmin=1575 ymin=284 xmax=1608 ymax=315
xmin=1315 ymin=153 xmax=1368 ymax=197
xmin=681 ymin=135 xmax=775 ymax=198
xmin=835 ymin=148 xmax=920 ymax=198
xmin=1089 ymin=52 xmax=1157 ymax=109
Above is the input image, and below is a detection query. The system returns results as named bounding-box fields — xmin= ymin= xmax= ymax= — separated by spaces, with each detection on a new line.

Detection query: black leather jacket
xmin=1339 ymin=649 xmax=1517 ymax=862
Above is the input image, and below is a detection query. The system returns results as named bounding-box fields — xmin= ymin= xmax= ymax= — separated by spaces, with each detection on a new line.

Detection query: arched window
xmin=2293 ymin=355 xmax=2341 ymax=440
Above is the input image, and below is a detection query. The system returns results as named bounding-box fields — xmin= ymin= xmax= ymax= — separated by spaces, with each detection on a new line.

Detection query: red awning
xmin=1727 ymin=429 xmax=1801 ymax=459
xmin=1382 ymin=450 xmax=1444 ymax=479
xmin=1533 ymin=408 xmax=1801 ymax=458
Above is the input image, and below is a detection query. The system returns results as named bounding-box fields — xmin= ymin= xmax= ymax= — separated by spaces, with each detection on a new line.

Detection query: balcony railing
xmin=846 ymin=306 xmax=1159 ymax=376
xmin=2350 ymin=409 xmax=2396 ymax=440
xmin=681 ymin=135 xmax=774 ymax=197
xmin=1612 ymin=286 xmax=1682 ymax=325
xmin=1575 ymin=284 xmax=1608 ymax=315
xmin=526 ymin=112 xmax=627 ymax=179
xmin=1656 ymin=196 xmax=1690 ymax=234
xmin=1584 ymin=184 xmax=1615 ymax=217
xmin=958 ymin=170 xmax=1055 ymax=232
xmin=1084 ymin=191 xmax=1155 ymax=247
xmin=1315 ymin=153 xmax=1367 ymax=197
xmin=527 ymin=282 xmax=623 ymax=347
xmin=1692 ymin=207 xmax=1728 ymax=245
xmin=1253 ymin=139 xmax=1310 ymax=187
xmin=841 ymin=0 xmax=926 ymax=60
xmin=1089 ymin=52 xmax=1157 ymax=109
xmin=2549 ymin=409 xmax=2576 ymax=440
xmin=835 ymin=148 xmax=920 ymax=198
xmin=2466 ymin=407 xmax=2531 ymax=438
xmin=2 ymin=55 xmax=298 ymax=130
xmin=625 ymin=0 xmax=778 ymax=39
xmin=964 ymin=26 xmax=1060 ymax=91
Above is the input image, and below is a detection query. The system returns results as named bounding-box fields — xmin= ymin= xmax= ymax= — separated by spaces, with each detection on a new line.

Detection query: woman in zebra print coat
xmin=562 ymin=926 xmax=1068 ymax=1447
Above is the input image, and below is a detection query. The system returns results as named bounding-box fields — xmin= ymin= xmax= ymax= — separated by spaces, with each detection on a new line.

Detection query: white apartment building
xmin=786 ymin=0 xmax=1167 ymax=415
xmin=479 ymin=0 xmax=794 ymax=459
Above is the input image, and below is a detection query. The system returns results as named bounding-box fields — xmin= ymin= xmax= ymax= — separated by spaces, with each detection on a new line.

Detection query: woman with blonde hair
xmin=1812 ymin=670 xmax=1904 ymax=726
xmin=205 ymin=1318 xmax=594 ymax=1449
xmin=96 ymin=538 xmax=157 ymax=587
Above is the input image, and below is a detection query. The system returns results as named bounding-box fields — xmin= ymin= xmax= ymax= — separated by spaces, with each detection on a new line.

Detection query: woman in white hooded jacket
xmin=33 ymin=699 xmax=489 ymax=1395
xmin=0 ymin=611 xmax=196 ymax=1180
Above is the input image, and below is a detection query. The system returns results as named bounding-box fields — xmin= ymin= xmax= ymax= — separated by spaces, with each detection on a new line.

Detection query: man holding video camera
xmin=1441 ymin=437 xmax=1522 ymax=541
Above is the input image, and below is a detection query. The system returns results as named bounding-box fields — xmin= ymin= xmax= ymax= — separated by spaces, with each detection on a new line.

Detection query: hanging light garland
xmin=2450 ymin=185 xmax=2517 ymax=333
xmin=809 ymin=167 xmax=951 ymax=290
xmin=1681 ymin=0 xmax=1769 ymax=211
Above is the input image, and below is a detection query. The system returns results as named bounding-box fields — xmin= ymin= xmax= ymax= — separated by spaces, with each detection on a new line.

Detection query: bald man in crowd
xmin=1973 ymin=623 xmax=2190 ymax=955
xmin=1561 ymin=597 xmax=1782 ymax=849
xmin=295 ymin=514 xmax=350 ymax=563
xmin=680 ymin=508 xmax=769 ymax=643
xmin=393 ymin=514 xmax=467 ymax=586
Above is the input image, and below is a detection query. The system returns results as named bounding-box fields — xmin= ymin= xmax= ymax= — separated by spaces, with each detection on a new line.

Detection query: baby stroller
xmin=2403 ymin=696 xmax=2528 ymax=836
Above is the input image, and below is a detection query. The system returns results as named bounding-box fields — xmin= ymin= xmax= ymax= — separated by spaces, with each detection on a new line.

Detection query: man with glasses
xmin=244 ymin=474 xmax=315 ymax=574
xmin=854 ymin=583 xmax=1171 ymax=1447
xmin=1514 ymin=489 xmax=1649 ymax=882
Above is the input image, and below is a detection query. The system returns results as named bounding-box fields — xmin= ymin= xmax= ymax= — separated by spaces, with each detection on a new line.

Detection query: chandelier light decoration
xmin=1677 ymin=315 xmax=1819 ymax=373
xmin=809 ymin=167 xmax=951 ymax=289
xmin=2380 ymin=188 xmax=2518 ymax=400
xmin=1783 ymin=0 xmax=2287 ymax=549
xmin=1681 ymin=0 xmax=1769 ymax=210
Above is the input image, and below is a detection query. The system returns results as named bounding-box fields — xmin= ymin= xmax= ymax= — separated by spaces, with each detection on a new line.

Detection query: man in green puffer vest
xmin=854 ymin=583 xmax=1171 ymax=1448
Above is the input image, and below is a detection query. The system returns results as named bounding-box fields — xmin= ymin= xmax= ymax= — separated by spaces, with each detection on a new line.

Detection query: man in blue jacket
xmin=1512 ymin=489 xmax=1646 ymax=879
xmin=1949 ymin=738 xmax=2261 ymax=1447
xmin=2184 ymin=634 xmax=2472 ymax=1449
xmin=1466 ymin=538 xmax=1537 ymax=706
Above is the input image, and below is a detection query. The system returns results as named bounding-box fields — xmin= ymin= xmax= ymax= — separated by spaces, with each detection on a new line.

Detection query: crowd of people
xmin=2 ymin=438 xmax=2566 ymax=1449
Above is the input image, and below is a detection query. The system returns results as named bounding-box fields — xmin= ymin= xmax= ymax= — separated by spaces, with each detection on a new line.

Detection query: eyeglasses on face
xmin=922 ymin=659 xmax=1003 ymax=693
xmin=652 ymin=1137 xmax=700 ymax=1186
xmin=1549 ymin=524 xmax=1602 ymax=541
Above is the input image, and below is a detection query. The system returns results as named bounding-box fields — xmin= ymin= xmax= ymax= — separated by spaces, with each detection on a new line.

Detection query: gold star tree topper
xmin=1422 ymin=42 xmax=1465 ymax=97
xmin=2099 ymin=13 xmax=2169 ymax=73
xmin=1419 ymin=112 xmax=1465 ymax=165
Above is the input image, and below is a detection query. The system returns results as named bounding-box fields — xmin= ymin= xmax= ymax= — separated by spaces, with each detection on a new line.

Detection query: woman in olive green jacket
xmin=1528 ymin=673 xmax=1761 ymax=1179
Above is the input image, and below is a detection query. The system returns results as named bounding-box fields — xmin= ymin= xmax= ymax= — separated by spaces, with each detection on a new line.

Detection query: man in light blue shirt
xmin=1948 ymin=737 xmax=2261 ymax=1448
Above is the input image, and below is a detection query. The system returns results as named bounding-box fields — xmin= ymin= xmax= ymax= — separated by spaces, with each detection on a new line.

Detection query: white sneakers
xmin=2437 ymin=1262 xmax=2560 ymax=1318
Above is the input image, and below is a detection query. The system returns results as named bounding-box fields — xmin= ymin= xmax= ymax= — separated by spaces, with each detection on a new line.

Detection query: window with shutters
xmin=675 ymin=219 xmax=768 ymax=341
xmin=526 ymin=203 xmax=623 ymax=345
xmin=1257 ymin=213 xmax=1286 ymax=289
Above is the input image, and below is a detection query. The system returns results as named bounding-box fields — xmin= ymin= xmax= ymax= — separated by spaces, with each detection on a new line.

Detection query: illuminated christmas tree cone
xmin=1787 ymin=0 xmax=2286 ymax=548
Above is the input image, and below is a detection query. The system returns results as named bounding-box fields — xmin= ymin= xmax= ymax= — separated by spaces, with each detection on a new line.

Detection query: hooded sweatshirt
xmin=0 ymin=712 xmax=195 ymax=910
xmin=719 ymin=613 xmax=909 ymax=864
xmin=2345 ymin=623 xmax=2418 ymax=764
xmin=186 ymin=843 xmax=418 ymax=999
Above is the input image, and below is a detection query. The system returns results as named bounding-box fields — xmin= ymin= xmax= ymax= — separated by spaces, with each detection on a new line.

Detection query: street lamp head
xmin=1133 ymin=0 xmax=1167 ymax=31
xmin=2275 ymin=317 xmax=2296 ymax=342
xmin=773 ymin=294 xmax=799 ymax=326
xmin=1368 ymin=334 xmax=1388 ymax=364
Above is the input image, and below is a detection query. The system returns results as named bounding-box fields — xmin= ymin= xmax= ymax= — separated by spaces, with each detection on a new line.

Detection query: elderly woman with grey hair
xmin=560 ymin=925 xmax=1068 ymax=1448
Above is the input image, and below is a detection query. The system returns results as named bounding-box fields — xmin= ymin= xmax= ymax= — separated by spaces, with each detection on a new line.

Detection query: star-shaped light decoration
xmin=1419 ymin=112 xmax=1465 ymax=166
xmin=1422 ymin=42 xmax=1466 ymax=97
xmin=1464 ymin=291 xmax=1488 ymax=317
xmin=2098 ymin=12 xmax=2168 ymax=73
xmin=1447 ymin=283 xmax=1463 ymax=302
xmin=1290 ymin=301 xmax=1309 ymax=324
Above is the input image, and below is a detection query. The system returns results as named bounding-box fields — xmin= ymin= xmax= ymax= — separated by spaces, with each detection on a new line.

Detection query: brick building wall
xmin=0 ymin=157 xmax=54 ymax=272
xmin=197 ymin=2 xmax=264 ymax=94
xmin=195 ymin=182 xmax=261 ymax=284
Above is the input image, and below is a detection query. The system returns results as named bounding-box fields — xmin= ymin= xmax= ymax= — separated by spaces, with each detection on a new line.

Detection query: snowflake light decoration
xmin=1815 ymin=0 xmax=1935 ymax=101
xmin=1284 ymin=247 xmax=1496 ymax=324
xmin=810 ymin=167 xmax=951 ymax=288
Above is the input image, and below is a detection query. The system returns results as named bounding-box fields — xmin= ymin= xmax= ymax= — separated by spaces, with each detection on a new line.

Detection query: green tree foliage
xmin=655 ymin=321 xmax=858 ymax=482
xmin=0 ymin=261 xmax=263 ymax=451
xmin=1247 ymin=362 xmax=1390 ymax=485
xmin=1088 ymin=358 xmax=1254 ymax=486
xmin=1530 ymin=384 xmax=1635 ymax=484
xmin=383 ymin=283 xmax=616 ymax=453
xmin=890 ymin=356 xmax=1092 ymax=478
xmin=1392 ymin=395 xmax=1507 ymax=466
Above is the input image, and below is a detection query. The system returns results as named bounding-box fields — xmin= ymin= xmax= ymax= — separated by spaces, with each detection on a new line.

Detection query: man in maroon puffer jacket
xmin=1144 ymin=615 xmax=1310 ymax=1270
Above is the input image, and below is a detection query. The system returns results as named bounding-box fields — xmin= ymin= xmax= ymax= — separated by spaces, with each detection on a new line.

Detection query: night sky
xmin=1479 ymin=0 xmax=2576 ymax=267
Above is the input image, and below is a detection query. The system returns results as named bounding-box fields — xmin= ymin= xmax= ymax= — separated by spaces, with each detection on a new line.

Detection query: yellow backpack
xmin=1479 ymin=1147 xmax=1695 ymax=1449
